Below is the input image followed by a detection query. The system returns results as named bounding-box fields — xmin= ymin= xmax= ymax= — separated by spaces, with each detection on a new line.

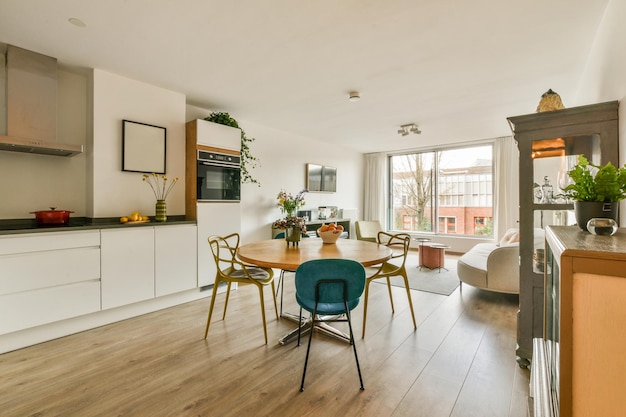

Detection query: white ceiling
xmin=0 ymin=0 xmax=610 ymax=153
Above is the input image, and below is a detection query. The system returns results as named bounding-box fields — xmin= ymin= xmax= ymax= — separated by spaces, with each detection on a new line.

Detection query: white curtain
xmin=363 ymin=152 xmax=387 ymax=224
xmin=494 ymin=136 xmax=519 ymax=239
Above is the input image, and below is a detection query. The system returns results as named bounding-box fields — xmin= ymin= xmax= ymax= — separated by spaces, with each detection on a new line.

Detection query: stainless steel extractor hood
xmin=0 ymin=45 xmax=83 ymax=157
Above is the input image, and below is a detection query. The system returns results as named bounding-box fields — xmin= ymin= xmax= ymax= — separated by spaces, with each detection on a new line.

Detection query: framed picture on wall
xmin=122 ymin=119 xmax=166 ymax=174
xmin=306 ymin=163 xmax=336 ymax=192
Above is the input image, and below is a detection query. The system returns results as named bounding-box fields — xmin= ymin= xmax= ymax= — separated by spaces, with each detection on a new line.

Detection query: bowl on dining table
xmin=317 ymin=228 xmax=342 ymax=244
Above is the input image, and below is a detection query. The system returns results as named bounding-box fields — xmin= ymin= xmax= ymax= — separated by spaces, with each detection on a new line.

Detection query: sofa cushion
xmin=499 ymin=228 xmax=520 ymax=246
xmin=459 ymin=243 xmax=499 ymax=271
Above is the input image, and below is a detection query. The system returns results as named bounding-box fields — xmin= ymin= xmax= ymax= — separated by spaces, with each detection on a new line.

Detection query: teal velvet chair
xmin=295 ymin=258 xmax=366 ymax=391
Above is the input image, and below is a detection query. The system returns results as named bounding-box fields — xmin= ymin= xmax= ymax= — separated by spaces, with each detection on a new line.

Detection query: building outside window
xmin=389 ymin=144 xmax=493 ymax=237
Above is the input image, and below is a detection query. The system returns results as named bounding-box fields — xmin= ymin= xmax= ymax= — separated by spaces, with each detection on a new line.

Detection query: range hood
xmin=0 ymin=45 xmax=83 ymax=157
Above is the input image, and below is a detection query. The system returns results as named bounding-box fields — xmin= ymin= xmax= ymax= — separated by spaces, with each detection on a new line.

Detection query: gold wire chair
xmin=204 ymin=233 xmax=279 ymax=344
xmin=361 ymin=231 xmax=417 ymax=338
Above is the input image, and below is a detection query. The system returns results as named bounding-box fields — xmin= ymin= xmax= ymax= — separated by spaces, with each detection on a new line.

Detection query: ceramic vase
xmin=574 ymin=201 xmax=617 ymax=232
xmin=155 ymin=199 xmax=167 ymax=222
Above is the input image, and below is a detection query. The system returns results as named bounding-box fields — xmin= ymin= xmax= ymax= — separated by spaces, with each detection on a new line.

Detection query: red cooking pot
xmin=30 ymin=207 xmax=74 ymax=226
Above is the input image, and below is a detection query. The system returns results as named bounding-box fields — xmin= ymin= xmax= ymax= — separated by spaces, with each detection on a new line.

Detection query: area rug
xmin=374 ymin=255 xmax=460 ymax=296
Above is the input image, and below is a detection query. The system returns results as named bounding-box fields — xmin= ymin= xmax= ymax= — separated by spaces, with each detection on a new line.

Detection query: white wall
xmin=186 ymin=105 xmax=364 ymax=244
xmin=576 ymin=0 xmax=626 ymax=225
xmin=91 ymin=70 xmax=186 ymax=218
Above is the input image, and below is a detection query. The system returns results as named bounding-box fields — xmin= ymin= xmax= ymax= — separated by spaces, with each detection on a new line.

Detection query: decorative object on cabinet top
xmin=561 ymin=155 xmax=626 ymax=232
xmin=536 ymin=88 xmax=565 ymax=112
xmin=586 ymin=217 xmax=618 ymax=236
xmin=203 ymin=112 xmax=259 ymax=186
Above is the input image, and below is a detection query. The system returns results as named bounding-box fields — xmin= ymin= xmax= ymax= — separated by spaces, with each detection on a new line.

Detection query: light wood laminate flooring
xmin=0 ymin=260 xmax=529 ymax=417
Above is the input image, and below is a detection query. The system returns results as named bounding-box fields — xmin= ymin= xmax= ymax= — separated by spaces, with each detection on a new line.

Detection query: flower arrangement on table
xmin=273 ymin=189 xmax=308 ymax=233
xmin=142 ymin=173 xmax=179 ymax=201
xmin=272 ymin=216 xmax=307 ymax=233
xmin=276 ymin=189 xmax=307 ymax=216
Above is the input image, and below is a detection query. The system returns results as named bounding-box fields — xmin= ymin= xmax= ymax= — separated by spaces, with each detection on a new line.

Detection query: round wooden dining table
xmin=238 ymin=237 xmax=392 ymax=270
xmin=237 ymin=238 xmax=393 ymax=345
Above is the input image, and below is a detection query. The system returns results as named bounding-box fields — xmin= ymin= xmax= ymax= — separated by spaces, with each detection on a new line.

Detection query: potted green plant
xmin=561 ymin=155 xmax=626 ymax=231
xmin=203 ymin=112 xmax=260 ymax=185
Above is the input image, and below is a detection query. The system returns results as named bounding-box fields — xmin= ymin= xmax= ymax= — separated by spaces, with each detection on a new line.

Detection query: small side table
xmin=421 ymin=243 xmax=451 ymax=273
xmin=414 ymin=238 xmax=431 ymax=269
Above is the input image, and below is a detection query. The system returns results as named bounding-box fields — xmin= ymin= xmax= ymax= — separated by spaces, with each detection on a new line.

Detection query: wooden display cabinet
xmin=507 ymin=101 xmax=619 ymax=367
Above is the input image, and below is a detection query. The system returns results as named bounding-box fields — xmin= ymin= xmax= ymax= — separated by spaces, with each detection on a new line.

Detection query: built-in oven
xmin=197 ymin=150 xmax=241 ymax=201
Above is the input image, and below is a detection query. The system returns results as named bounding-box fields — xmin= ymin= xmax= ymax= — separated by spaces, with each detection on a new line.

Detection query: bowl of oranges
xmin=317 ymin=223 xmax=344 ymax=244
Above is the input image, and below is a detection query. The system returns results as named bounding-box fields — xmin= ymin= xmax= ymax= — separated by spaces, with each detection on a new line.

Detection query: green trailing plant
xmin=562 ymin=155 xmax=626 ymax=202
xmin=203 ymin=112 xmax=260 ymax=186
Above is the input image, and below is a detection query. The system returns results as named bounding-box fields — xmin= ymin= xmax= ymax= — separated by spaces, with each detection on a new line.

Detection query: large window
xmin=389 ymin=145 xmax=493 ymax=236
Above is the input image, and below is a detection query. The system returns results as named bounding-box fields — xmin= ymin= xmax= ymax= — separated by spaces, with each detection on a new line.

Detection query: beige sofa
xmin=456 ymin=228 xmax=542 ymax=294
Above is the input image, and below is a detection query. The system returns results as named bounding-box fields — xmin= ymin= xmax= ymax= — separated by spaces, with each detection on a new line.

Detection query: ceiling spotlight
xmin=397 ymin=123 xmax=421 ymax=136
xmin=349 ymin=92 xmax=360 ymax=102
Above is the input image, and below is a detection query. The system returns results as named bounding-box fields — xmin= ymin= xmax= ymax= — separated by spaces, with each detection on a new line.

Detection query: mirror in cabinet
xmin=531 ymin=135 xmax=600 ymax=206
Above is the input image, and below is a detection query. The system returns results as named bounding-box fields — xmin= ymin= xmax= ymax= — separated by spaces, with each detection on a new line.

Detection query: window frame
xmin=387 ymin=142 xmax=495 ymax=237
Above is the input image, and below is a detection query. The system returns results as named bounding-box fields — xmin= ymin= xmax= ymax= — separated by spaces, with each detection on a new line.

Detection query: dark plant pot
xmin=574 ymin=201 xmax=618 ymax=232
xmin=285 ymin=226 xmax=302 ymax=247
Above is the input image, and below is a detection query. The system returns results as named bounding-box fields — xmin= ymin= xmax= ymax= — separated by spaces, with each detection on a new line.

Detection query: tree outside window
xmin=390 ymin=145 xmax=493 ymax=237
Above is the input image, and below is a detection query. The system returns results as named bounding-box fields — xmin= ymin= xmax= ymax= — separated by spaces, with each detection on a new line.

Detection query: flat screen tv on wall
xmin=306 ymin=163 xmax=336 ymax=192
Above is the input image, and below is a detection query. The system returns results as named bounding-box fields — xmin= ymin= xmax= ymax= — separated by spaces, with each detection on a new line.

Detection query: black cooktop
xmin=0 ymin=218 xmax=89 ymax=231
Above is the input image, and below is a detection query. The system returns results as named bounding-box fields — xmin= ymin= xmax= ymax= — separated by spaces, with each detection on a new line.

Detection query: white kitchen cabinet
xmin=155 ymin=224 xmax=197 ymax=296
xmin=188 ymin=118 xmax=240 ymax=150
xmin=0 ymin=230 xmax=101 ymax=334
xmin=101 ymin=228 xmax=155 ymax=309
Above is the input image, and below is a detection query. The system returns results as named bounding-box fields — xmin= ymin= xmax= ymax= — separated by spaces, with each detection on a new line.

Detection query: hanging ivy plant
xmin=203 ymin=112 xmax=260 ymax=186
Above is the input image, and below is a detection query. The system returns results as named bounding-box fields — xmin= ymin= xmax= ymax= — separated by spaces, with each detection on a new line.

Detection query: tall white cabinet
xmin=155 ymin=224 xmax=198 ymax=296
xmin=196 ymin=202 xmax=241 ymax=286
xmin=186 ymin=119 xmax=242 ymax=287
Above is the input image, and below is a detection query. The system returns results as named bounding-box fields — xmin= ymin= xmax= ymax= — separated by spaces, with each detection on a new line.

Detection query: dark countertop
xmin=0 ymin=216 xmax=196 ymax=236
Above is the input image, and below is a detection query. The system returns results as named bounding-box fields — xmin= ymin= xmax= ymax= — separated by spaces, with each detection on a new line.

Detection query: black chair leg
xmin=275 ymin=270 xmax=283 ymax=298
xmin=297 ymin=307 xmax=303 ymax=346
xmin=300 ymin=305 xmax=318 ymax=391
xmin=344 ymin=301 xmax=365 ymax=390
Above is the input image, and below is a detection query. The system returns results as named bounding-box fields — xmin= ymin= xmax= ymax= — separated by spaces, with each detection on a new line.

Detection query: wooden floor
xmin=0 ymin=265 xmax=529 ymax=417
